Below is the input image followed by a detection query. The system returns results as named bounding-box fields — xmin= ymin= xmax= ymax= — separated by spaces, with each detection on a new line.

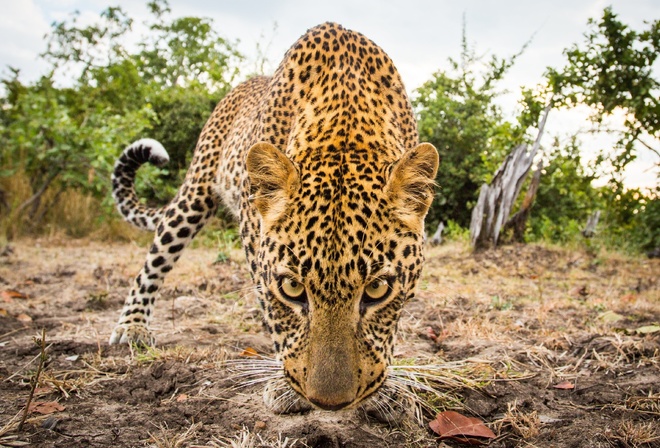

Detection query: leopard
xmin=109 ymin=22 xmax=438 ymax=413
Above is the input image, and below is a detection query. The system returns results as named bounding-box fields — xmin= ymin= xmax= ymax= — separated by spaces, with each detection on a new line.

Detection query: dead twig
xmin=18 ymin=329 xmax=47 ymax=431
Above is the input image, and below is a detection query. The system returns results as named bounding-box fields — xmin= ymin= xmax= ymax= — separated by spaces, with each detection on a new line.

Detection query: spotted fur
xmin=110 ymin=22 xmax=438 ymax=412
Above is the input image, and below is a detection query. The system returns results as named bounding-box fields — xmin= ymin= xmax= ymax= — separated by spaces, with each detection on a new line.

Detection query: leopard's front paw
xmin=109 ymin=323 xmax=155 ymax=346
xmin=263 ymin=379 xmax=313 ymax=414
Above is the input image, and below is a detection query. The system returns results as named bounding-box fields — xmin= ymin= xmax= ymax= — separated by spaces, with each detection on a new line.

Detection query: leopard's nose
xmin=308 ymin=397 xmax=352 ymax=411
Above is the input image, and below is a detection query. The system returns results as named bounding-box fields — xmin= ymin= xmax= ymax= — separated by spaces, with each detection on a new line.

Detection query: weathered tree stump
xmin=470 ymin=103 xmax=551 ymax=250
xmin=581 ymin=210 xmax=601 ymax=238
xmin=503 ymin=160 xmax=543 ymax=242
xmin=429 ymin=221 xmax=445 ymax=246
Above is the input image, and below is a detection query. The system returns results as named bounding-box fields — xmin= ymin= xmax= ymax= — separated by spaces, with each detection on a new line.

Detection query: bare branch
xmin=637 ymin=138 xmax=660 ymax=158
xmin=14 ymin=169 xmax=62 ymax=218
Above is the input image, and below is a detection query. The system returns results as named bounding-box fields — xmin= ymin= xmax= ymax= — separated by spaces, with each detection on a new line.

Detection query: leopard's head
xmin=246 ymin=141 xmax=438 ymax=411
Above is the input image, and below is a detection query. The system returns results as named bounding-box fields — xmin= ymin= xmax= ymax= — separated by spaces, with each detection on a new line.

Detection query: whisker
xmin=371 ymin=361 xmax=482 ymax=425
xmin=220 ymin=355 xmax=286 ymax=396
xmin=380 ymin=381 xmax=428 ymax=424
xmin=232 ymin=374 xmax=282 ymax=385
xmin=265 ymin=378 xmax=300 ymax=411
xmin=388 ymin=375 xmax=437 ymax=394
xmin=389 ymin=361 xmax=475 ymax=372
xmin=272 ymin=388 xmax=296 ymax=411
xmin=372 ymin=395 xmax=394 ymax=421
xmin=223 ymin=357 xmax=281 ymax=366
xmin=378 ymin=390 xmax=400 ymax=418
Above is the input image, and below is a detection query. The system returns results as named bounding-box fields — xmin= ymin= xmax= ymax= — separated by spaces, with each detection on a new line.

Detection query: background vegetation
xmin=0 ymin=1 xmax=658 ymax=254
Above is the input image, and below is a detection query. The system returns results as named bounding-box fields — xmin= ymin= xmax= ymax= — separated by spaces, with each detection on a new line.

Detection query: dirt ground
xmin=0 ymin=236 xmax=658 ymax=447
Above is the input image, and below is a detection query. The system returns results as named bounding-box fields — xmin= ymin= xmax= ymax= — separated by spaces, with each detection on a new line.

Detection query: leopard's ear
xmin=246 ymin=142 xmax=299 ymax=224
xmin=385 ymin=143 xmax=439 ymax=233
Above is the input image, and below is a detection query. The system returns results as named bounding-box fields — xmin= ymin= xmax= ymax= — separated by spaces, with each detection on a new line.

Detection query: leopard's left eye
xmin=279 ymin=277 xmax=307 ymax=304
xmin=363 ymin=278 xmax=391 ymax=304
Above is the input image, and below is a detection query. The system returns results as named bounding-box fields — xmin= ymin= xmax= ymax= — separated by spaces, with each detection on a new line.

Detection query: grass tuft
xmin=148 ymin=421 xmax=203 ymax=448
xmin=604 ymin=420 xmax=660 ymax=448
xmin=208 ymin=427 xmax=305 ymax=448
xmin=493 ymin=400 xmax=541 ymax=440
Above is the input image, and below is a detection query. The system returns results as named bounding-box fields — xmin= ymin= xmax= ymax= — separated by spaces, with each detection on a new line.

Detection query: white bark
xmin=581 ymin=210 xmax=601 ymax=238
xmin=470 ymin=103 xmax=551 ymax=250
xmin=429 ymin=221 xmax=445 ymax=246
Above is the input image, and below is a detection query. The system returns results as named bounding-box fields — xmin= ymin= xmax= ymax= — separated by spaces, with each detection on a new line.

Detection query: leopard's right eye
xmin=279 ymin=277 xmax=307 ymax=304
xmin=364 ymin=279 xmax=389 ymax=300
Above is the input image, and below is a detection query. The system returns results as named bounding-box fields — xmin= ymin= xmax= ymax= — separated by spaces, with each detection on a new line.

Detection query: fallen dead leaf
xmin=240 ymin=347 xmax=259 ymax=357
xmin=553 ymin=380 xmax=575 ymax=390
xmin=29 ymin=401 xmax=65 ymax=415
xmin=429 ymin=410 xmax=496 ymax=445
xmin=176 ymin=393 xmax=188 ymax=402
xmin=2 ymin=289 xmax=28 ymax=302
xmin=15 ymin=313 xmax=32 ymax=323
xmin=34 ymin=386 xmax=55 ymax=397
xmin=598 ymin=310 xmax=624 ymax=323
xmin=620 ymin=293 xmax=637 ymax=303
xmin=634 ymin=325 xmax=660 ymax=335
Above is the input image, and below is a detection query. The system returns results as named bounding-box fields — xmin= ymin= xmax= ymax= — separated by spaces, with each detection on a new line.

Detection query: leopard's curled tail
xmin=111 ymin=138 xmax=169 ymax=232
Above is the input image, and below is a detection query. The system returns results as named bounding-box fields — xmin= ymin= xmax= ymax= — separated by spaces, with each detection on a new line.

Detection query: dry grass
xmin=419 ymin=241 xmax=658 ymax=345
xmin=45 ymin=190 xmax=99 ymax=238
xmin=493 ymin=401 xmax=542 ymax=440
xmin=148 ymin=421 xmax=203 ymax=448
xmin=130 ymin=344 xmax=230 ymax=368
xmin=0 ymin=236 xmax=658 ymax=447
xmin=0 ymin=168 xmax=241 ymax=245
xmin=386 ymin=358 xmax=501 ymax=418
xmin=604 ymin=420 xmax=660 ymax=448
xmin=0 ymin=170 xmax=154 ymax=243
xmin=208 ymin=427 xmax=306 ymax=448
xmin=0 ymin=171 xmax=97 ymax=239
xmin=36 ymin=365 xmax=121 ymax=399
xmin=623 ymin=391 xmax=660 ymax=416
xmin=0 ymin=171 xmax=32 ymax=242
